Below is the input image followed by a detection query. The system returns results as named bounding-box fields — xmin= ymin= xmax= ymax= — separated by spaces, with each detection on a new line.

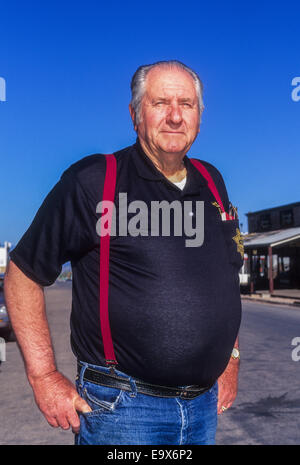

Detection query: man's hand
xmin=4 ymin=262 xmax=92 ymax=433
xmin=29 ymin=370 xmax=92 ymax=433
xmin=217 ymin=357 xmax=239 ymax=415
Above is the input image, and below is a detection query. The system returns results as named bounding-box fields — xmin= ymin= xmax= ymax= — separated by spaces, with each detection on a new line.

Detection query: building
xmin=0 ymin=242 xmax=11 ymax=273
xmin=247 ymin=202 xmax=300 ymax=233
xmin=242 ymin=203 xmax=300 ymax=293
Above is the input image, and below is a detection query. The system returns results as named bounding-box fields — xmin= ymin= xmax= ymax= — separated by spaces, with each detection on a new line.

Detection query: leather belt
xmin=77 ymin=363 xmax=212 ymax=399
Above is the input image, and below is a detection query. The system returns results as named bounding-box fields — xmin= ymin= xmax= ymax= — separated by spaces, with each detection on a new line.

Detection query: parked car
xmin=0 ymin=282 xmax=13 ymax=341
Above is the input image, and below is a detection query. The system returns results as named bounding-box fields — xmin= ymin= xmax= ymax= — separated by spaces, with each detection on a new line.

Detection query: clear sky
xmin=1 ymin=0 xmax=300 ymax=245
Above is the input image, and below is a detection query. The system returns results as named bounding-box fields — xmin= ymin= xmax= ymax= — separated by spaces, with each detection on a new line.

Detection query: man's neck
xmin=139 ymin=139 xmax=187 ymax=183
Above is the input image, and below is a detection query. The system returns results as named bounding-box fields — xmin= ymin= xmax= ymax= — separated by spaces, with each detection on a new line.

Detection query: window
xmin=280 ymin=209 xmax=294 ymax=228
xmin=258 ymin=213 xmax=271 ymax=231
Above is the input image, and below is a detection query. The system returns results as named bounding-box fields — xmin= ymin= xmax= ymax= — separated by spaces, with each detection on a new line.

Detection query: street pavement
xmin=0 ymin=282 xmax=300 ymax=445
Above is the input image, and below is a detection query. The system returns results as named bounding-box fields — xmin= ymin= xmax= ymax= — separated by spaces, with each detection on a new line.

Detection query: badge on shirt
xmin=211 ymin=201 xmax=222 ymax=218
xmin=232 ymin=228 xmax=244 ymax=259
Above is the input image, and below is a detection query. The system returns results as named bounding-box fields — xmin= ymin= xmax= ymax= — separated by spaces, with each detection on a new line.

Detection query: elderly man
xmin=4 ymin=60 xmax=243 ymax=445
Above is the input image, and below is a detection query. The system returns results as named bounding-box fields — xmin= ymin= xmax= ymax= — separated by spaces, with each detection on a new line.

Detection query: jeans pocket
xmin=221 ymin=219 xmax=244 ymax=270
xmin=81 ymin=383 xmax=125 ymax=418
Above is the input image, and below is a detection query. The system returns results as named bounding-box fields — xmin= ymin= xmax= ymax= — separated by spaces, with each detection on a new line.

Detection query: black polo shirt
xmin=10 ymin=140 xmax=242 ymax=387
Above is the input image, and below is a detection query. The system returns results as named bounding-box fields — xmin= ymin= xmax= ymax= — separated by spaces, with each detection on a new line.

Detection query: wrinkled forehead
xmin=144 ymin=66 xmax=197 ymax=100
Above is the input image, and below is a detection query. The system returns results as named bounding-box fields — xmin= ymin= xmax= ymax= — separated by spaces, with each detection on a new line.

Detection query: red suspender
xmin=99 ymin=155 xmax=231 ymax=367
xmin=190 ymin=158 xmax=232 ymax=220
xmin=99 ymin=154 xmax=118 ymax=366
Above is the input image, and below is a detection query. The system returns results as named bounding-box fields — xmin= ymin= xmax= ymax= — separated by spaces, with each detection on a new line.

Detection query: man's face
xmin=131 ymin=66 xmax=201 ymax=158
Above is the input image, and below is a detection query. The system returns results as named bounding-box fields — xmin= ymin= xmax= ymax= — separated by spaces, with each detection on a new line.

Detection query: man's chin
xmin=156 ymin=138 xmax=186 ymax=154
xmin=160 ymin=143 xmax=188 ymax=155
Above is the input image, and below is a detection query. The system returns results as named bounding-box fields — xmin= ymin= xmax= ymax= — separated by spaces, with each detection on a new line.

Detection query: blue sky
xmin=1 ymin=0 xmax=300 ymax=245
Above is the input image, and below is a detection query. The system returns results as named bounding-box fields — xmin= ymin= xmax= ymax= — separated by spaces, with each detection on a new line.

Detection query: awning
xmin=243 ymin=226 xmax=300 ymax=249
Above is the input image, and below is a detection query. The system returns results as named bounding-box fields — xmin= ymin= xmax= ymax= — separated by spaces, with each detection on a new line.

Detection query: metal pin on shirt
xmin=229 ymin=202 xmax=238 ymax=220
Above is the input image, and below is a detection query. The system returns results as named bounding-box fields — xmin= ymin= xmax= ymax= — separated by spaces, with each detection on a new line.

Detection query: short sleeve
xmin=9 ymin=170 xmax=95 ymax=286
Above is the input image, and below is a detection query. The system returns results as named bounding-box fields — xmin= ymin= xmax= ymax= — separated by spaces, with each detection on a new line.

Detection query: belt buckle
xmin=179 ymin=385 xmax=201 ymax=399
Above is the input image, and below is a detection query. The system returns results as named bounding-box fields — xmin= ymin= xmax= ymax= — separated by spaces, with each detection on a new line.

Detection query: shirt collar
xmin=131 ymin=138 xmax=208 ymax=195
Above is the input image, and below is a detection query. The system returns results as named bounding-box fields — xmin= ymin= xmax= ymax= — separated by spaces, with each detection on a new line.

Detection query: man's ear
xmin=129 ymin=104 xmax=137 ymax=131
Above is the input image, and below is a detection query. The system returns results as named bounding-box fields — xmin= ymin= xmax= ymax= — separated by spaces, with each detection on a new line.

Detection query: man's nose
xmin=167 ymin=104 xmax=183 ymax=124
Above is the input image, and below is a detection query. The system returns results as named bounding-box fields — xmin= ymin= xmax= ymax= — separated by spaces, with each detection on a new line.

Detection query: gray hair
xmin=130 ymin=60 xmax=204 ymax=125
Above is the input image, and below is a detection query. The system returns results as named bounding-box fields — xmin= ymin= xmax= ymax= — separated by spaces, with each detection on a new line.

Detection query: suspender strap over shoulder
xmin=99 ymin=153 xmax=118 ymax=367
xmin=99 ymin=154 xmax=233 ymax=368
xmin=190 ymin=158 xmax=232 ymax=220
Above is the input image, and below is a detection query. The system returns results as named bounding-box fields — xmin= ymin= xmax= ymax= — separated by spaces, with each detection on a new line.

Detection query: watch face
xmin=232 ymin=348 xmax=240 ymax=359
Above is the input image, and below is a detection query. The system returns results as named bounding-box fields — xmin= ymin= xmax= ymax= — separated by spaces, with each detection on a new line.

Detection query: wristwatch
xmin=231 ymin=348 xmax=240 ymax=360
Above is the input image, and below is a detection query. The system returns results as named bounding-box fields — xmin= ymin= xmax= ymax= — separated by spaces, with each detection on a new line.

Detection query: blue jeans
xmin=75 ymin=362 xmax=218 ymax=445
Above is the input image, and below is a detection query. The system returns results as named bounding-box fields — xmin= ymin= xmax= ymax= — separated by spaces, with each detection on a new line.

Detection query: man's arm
xmin=4 ymin=261 xmax=91 ymax=431
xmin=217 ymin=337 xmax=240 ymax=415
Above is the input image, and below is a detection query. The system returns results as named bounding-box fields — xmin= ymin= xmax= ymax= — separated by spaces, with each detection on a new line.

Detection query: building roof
xmin=246 ymin=201 xmax=300 ymax=216
xmin=243 ymin=226 xmax=300 ymax=249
